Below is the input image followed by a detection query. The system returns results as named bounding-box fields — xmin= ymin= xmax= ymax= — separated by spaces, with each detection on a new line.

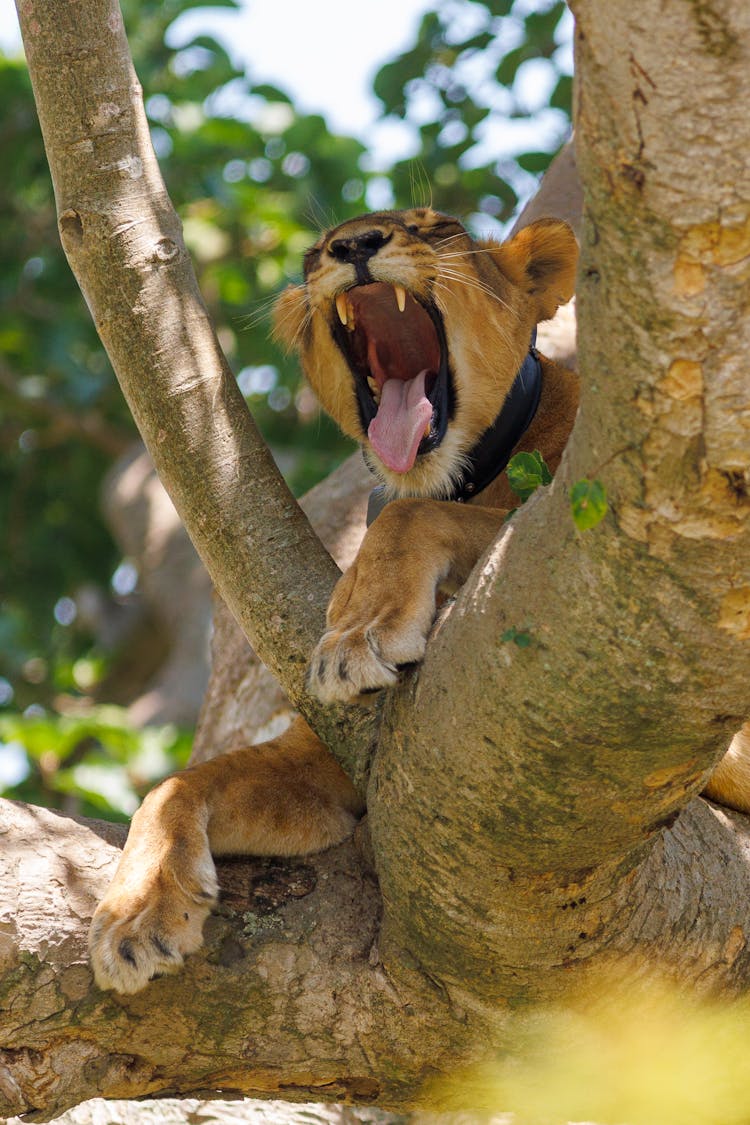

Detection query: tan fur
xmin=89 ymin=208 xmax=748 ymax=994
xmin=90 ymin=717 xmax=363 ymax=993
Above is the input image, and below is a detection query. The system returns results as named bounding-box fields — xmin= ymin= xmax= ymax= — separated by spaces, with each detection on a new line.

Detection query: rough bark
xmin=3 ymin=0 xmax=750 ymax=1120
xmin=0 ymin=801 xmax=472 ymax=1118
xmin=368 ymin=0 xmax=750 ymax=987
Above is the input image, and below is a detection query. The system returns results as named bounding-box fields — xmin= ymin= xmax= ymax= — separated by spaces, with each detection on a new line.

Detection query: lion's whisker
xmin=435 ymin=269 xmax=518 ymax=317
xmin=432 ymin=280 xmax=516 ymax=354
xmin=434 ymin=231 xmax=473 ymax=251
xmin=438 ymin=246 xmax=506 ymax=259
xmin=237 ymin=291 xmax=291 ymax=331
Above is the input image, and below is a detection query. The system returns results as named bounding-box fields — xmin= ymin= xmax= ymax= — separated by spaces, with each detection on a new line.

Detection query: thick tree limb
xmin=13 ymin=0 xmax=375 ymax=781
xmin=0 ymin=800 xmax=474 ymax=1118
xmin=368 ymin=0 xmax=750 ymax=982
xmin=5 ymin=792 xmax=750 ymax=1119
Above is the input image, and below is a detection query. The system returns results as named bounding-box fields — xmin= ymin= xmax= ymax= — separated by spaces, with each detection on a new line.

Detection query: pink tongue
xmin=367 ymin=369 xmax=433 ymax=474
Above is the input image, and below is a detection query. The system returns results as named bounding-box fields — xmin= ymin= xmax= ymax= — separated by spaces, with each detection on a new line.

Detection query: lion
xmin=276 ymin=208 xmax=579 ymax=704
xmin=89 ymin=206 xmax=747 ymax=994
xmin=89 ymin=206 xmax=579 ymax=992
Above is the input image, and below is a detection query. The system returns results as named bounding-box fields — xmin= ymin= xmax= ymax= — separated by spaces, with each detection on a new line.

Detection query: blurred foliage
xmin=0 ymin=0 xmax=572 ymax=816
xmin=373 ymin=0 xmax=572 ymax=229
xmin=441 ymin=968 xmax=750 ymax=1124
xmin=0 ymin=706 xmax=192 ymax=821
xmin=0 ymin=0 xmax=366 ymax=719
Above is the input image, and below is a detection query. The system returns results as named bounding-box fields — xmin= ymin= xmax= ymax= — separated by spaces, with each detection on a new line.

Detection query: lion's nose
xmin=328 ymin=228 xmax=391 ymax=263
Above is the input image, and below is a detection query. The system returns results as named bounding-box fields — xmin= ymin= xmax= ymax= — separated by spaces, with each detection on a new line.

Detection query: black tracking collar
xmin=367 ymin=332 xmax=543 ymax=526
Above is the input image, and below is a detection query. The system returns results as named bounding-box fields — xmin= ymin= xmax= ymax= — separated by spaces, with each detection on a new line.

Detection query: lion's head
xmin=273 ymin=207 xmax=577 ymax=498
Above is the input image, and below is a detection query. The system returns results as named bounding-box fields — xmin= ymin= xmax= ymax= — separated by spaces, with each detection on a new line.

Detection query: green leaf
xmin=516 ymin=150 xmax=554 ymax=174
xmin=549 ymin=73 xmax=573 ymax=113
xmin=458 ymin=32 xmax=495 ymax=54
xmin=250 ymin=83 xmax=293 ymax=105
xmin=570 ymin=479 xmax=609 ymax=530
xmin=506 ymin=450 xmax=552 ymax=503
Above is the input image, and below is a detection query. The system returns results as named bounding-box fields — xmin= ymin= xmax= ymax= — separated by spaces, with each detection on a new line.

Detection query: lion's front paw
xmin=89 ymin=843 xmax=218 ymax=994
xmin=307 ymin=500 xmax=452 ymax=704
xmin=307 ymin=615 xmax=430 ymax=704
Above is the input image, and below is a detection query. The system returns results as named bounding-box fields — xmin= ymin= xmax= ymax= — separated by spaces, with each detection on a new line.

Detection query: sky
xmin=0 ymin=0 xmax=435 ymax=161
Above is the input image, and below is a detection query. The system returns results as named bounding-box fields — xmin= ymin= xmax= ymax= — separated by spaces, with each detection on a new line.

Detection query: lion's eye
xmin=406 ymin=223 xmax=420 ymax=235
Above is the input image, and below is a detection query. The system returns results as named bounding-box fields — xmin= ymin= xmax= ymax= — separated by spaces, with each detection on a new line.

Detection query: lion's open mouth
xmin=330 ymin=282 xmax=452 ymax=474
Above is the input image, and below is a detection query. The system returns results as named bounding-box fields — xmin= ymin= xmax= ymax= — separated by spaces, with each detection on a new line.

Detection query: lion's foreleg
xmin=307 ymin=499 xmax=506 ymax=704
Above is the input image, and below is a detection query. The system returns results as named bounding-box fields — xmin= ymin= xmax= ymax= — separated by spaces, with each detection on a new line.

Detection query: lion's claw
xmin=89 ymin=795 xmax=219 ymax=994
xmin=307 ymin=619 xmax=429 ymax=704
xmin=90 ymin=870 xmax=218 ymax=994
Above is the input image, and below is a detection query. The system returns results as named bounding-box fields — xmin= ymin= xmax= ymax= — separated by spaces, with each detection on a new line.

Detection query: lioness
xmin=88 ymin=206 xmax=746 ymax=994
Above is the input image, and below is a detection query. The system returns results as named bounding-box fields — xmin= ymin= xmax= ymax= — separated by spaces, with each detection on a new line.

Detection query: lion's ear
xmin=272 ymin=284 xmax=309 ymax=352
xmin=488 ymin=218 xmax=578 ymax=322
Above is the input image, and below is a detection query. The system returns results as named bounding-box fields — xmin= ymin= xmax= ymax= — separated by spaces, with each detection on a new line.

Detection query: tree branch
xmin=13 ymin=0 xmax=376 ymax=781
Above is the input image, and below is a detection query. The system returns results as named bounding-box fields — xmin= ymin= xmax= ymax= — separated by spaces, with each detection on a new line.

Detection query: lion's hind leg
xmin=89 ymin=717 xmax=363 ymax=994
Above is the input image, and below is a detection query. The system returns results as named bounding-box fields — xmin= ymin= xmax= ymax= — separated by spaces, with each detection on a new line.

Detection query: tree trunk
xmin=368 ymin=0 xmax=750 ymax=989
xmin=3 ymin=0 xmax=750 ymax=1119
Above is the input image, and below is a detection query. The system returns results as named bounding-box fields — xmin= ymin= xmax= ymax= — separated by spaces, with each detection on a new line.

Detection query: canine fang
xmin=335 ymin=292 xmax=348 ymax=327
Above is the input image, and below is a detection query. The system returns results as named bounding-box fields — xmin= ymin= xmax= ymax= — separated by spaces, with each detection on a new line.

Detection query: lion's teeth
xmin=367 ymin=376 xmax=380 ymax=404
xmin=335 ymin=292 xmax=348 ymax=326
xmin=424 ymin=421 xmax=431 ymax=438
xmin=394 ymin=284 xmax=406 ymax=313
